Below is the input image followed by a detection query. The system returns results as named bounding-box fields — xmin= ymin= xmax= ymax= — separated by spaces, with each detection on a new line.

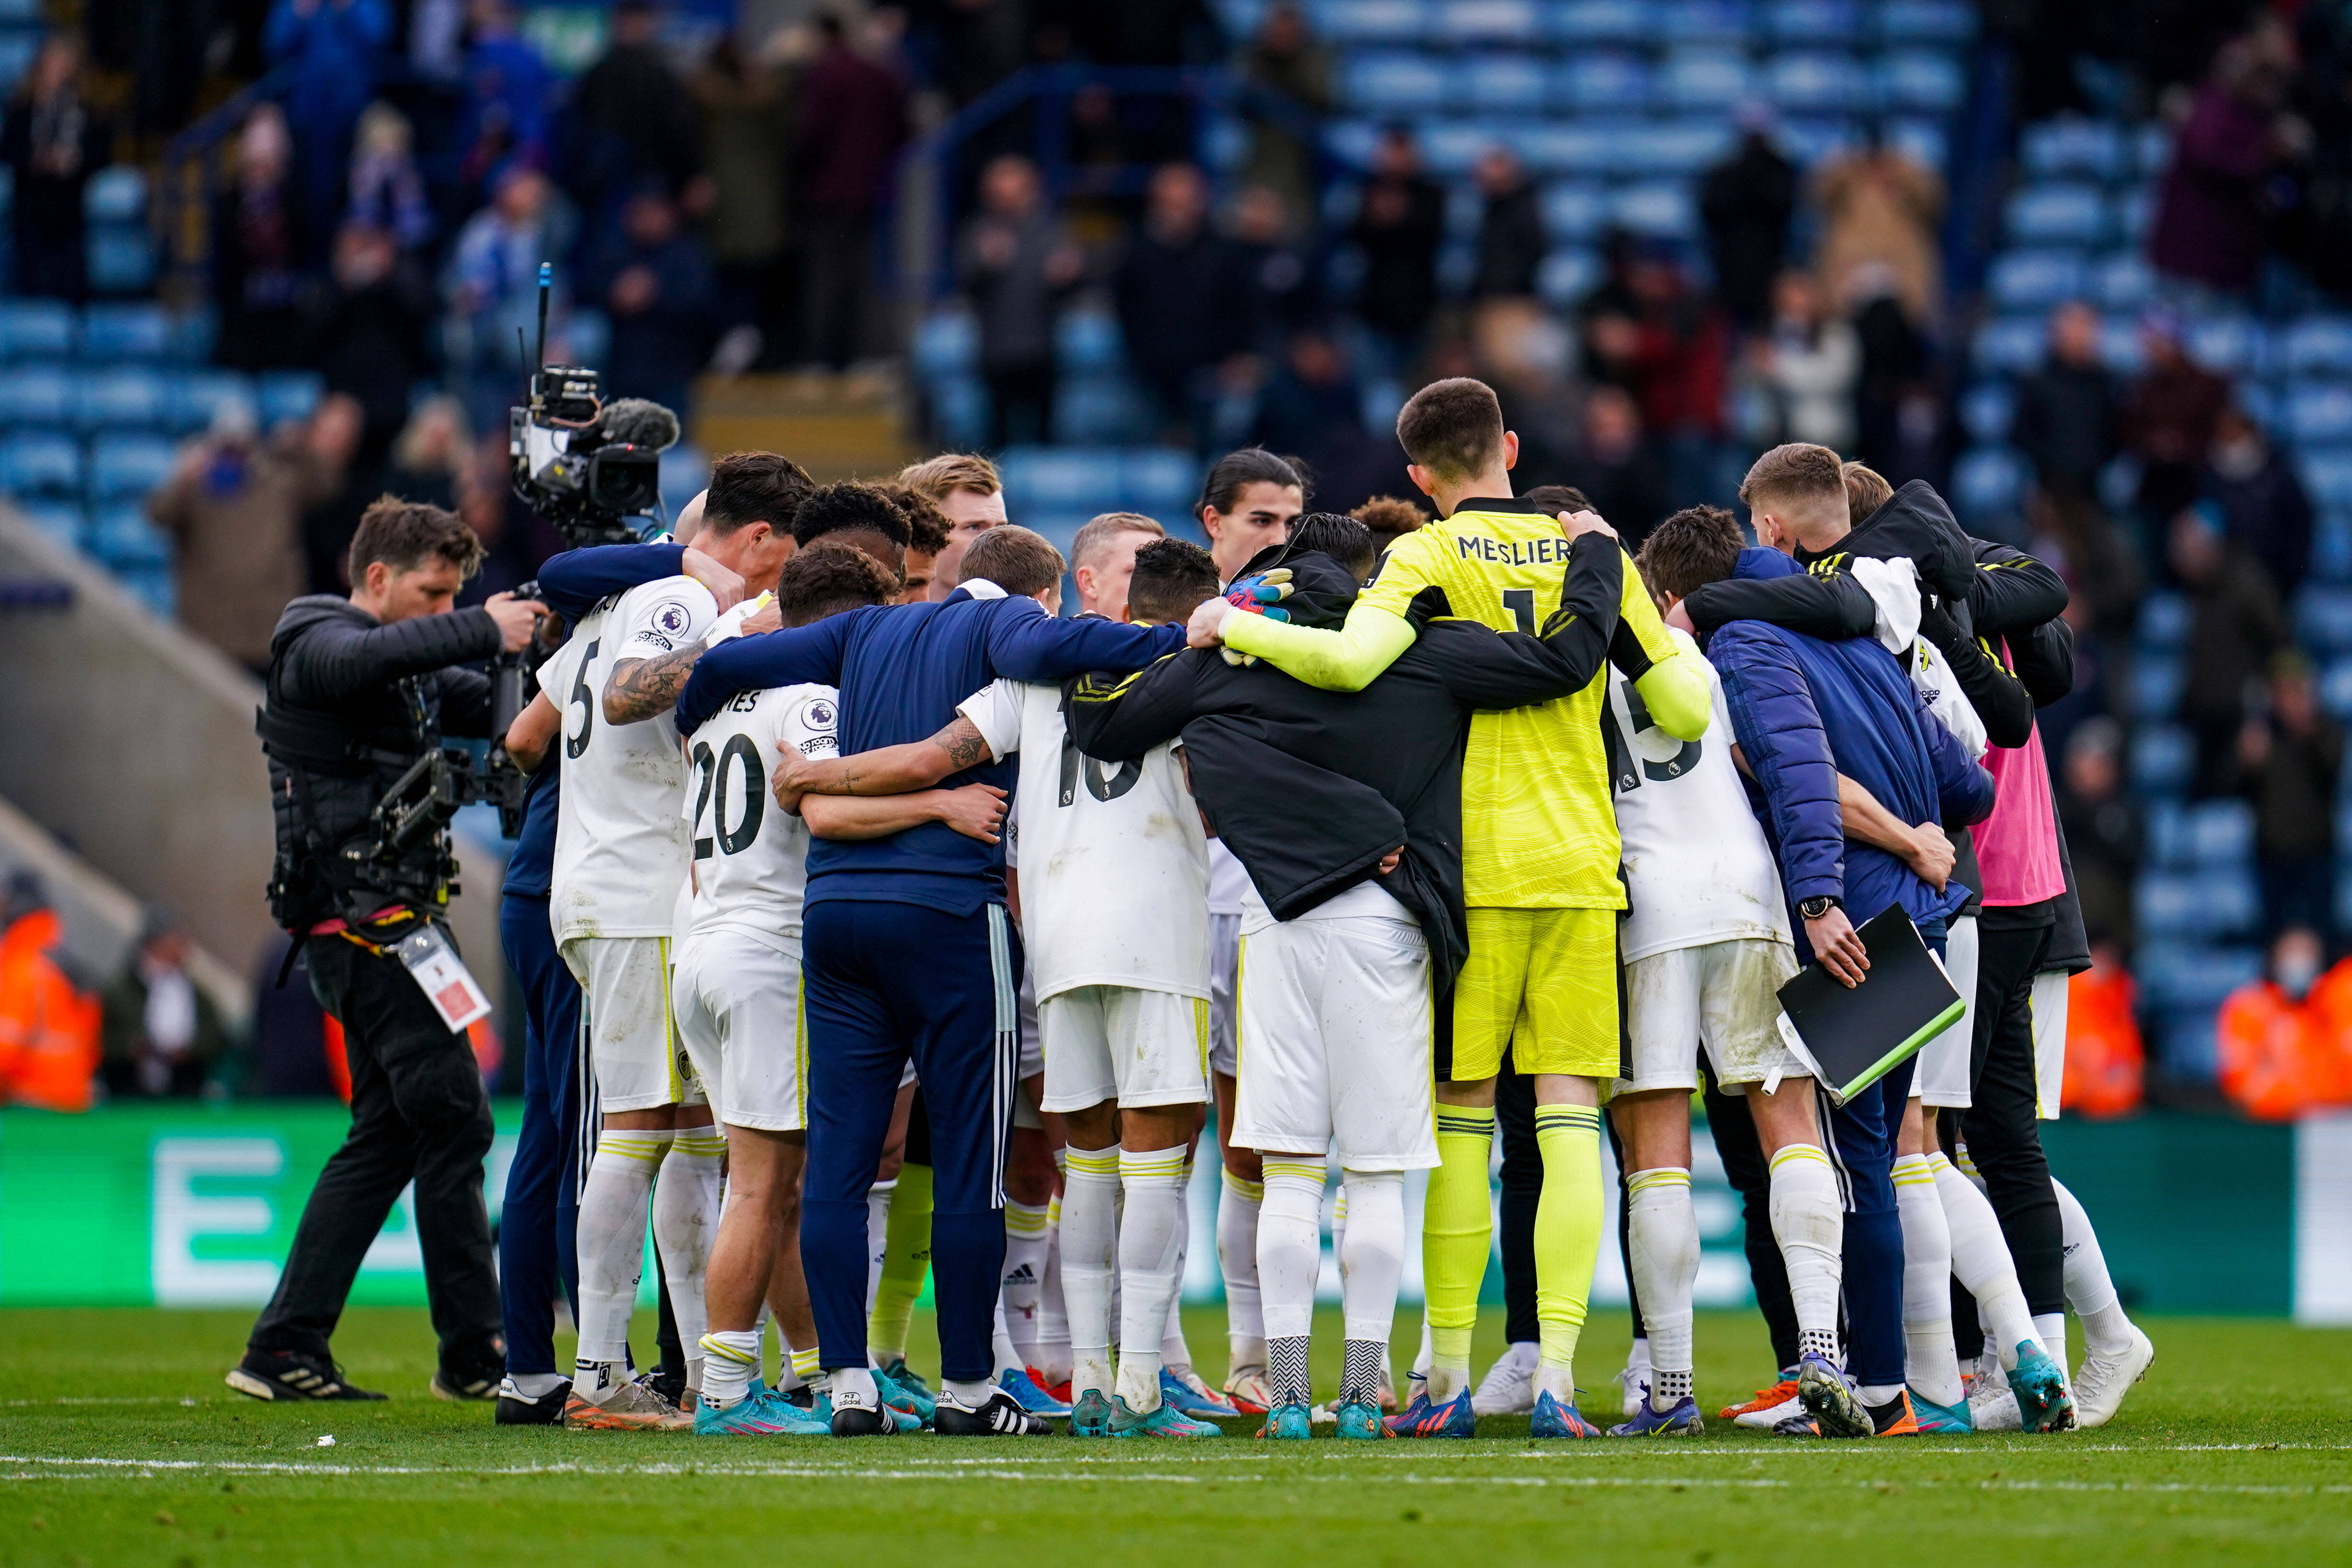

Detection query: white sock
xmin=1159 ymin=1162 xmax=1194 ymax=1371
xmin=1767 ymin=1143 xmax=1843 ymax=1358
xmin=1337 ymin=1169 xmax=1404 ymax=1366
xmin=944 ymin=1376 xmax=995 ymax=1409
xmin=2034 ymin=1312 xmax=2069 ymax=1372
xmin=699 ymin=1328 xmax=761 ymax=1409
xmin=1413 ymin=1316 xmax=1432 ymax=1378
xmin=832 ymin=1364 xmax=877 ymax=1409
xmin=865 ymin=1180 xmax=894 ymax=1317
xmin=1931 ymin=1152 xmax=2041 ymax=1368
xmin=1037 ymin=1188 xmax=1072 ymax=1382
xmin=655 ymin=1131 xmax=725 ymax=1394
xmin=1257 ymin=1159 xmax=1325 ymax=1406
xmin=573 ymin=1128 xmax=671 ymax=1386
xmin=1218 ymin=1165 xmax=1266 ymax=1369
xmin=1117 ymin=1146 xmax=1190 ymax=1411
xmin=991 ymin=1296 xmax=1024 ymax=1377
xmin=1893 ymin=1153 xmax=1964 ymax=1408
xmin=1002 ymin=1199 xmax=1052 ymax=1369
xmin=508 ymin=1371 xmax=565 ymax=1399
xmin=1627 ymin=1168 xmax=1698 ymax=1410
xmin=1059 ymin=1146 xmax=1120 ymax=1399
xmin=2053 ymin=1177 xmax=2135 ymax=1355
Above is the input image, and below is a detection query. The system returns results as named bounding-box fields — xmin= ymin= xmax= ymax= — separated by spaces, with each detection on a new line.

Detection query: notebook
xmin=1774 ymin=905 xmax=1964 ymax=1105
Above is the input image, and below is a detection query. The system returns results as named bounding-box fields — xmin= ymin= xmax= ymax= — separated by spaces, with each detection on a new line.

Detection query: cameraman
xmin=230 ymin=498 xmax=548 ymax=1404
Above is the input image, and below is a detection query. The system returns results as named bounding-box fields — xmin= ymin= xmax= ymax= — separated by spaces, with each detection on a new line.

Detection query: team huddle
xmin=503 ymin=374 xmax=2156 ymax=1441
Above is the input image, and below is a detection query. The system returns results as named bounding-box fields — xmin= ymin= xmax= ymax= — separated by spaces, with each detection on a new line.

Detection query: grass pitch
xmin=0 ymin=1306 xmax=2346 ymax=1568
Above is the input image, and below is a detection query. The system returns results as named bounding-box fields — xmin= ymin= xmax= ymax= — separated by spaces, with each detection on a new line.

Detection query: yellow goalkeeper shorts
xmin=1446 ymin=906 xmax=1622 ymax=1083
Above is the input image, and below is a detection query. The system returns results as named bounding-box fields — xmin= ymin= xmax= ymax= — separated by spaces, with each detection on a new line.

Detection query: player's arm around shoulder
xmin=1063 ymin=647 xmax=1199 ymax=761
xmin=1613 ymin=557 xmax=1711 ymax=743
xmin=1208 ymin=529 xmax=1441 ymax=690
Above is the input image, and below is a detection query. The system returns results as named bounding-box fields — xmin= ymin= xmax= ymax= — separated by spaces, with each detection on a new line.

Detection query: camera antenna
xmin=534 ymin=261 xmax=552 ymax=368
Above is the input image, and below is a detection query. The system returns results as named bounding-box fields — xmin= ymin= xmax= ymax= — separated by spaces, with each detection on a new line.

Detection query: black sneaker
xmin=781 ymin=1384 xmax=816 ymax=1410
xmin=493 ymin=1377 xmax=571 ymax=1425
xmin=829 ymin=1397 xmax=900 ymax=1437
xmin=934 ymin=1388 xmax=1053 ymax=1436
xmin=226 ymin=1350 xmax=385 ymax=1403
xmin=432 ymin=1365 xmax=503 ymax=1403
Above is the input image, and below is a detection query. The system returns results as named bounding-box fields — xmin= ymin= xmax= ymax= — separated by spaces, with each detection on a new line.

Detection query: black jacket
xmin=1064 ymin=541 xmax=1625 ymax=991
xmin=260 ymin=596 xmax=502 ymax=929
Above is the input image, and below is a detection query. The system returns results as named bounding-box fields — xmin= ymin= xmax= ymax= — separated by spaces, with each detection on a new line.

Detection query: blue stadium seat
xmin=87 ymin=432 xmax=176 ymax=503
xmin=1657 ymin=50 xmax=1751 ymax=111
xmin=999 ymin=447 xmax=1125 ymax=516
xmin=2137 ymin=868 xmax=2259 ymax=941
xmin=79 ymin=303 xmax=173 ymax=361
xmin=1879 ymin=51 xmax=1965 ymax=113
xmin=2133 ymin=123 xmax=2172 ymax=179
xmin=2186 ymin=315 xmax=2258 ymax=375
xmin=1020 ymin=512 xmax=1089 ymax=559
xmin=1546 ymin=0 xmax=1649 ymax=44
xmin=2094 ymin=252 xmax=2155 ymax=313
xmin=1538 ymin=248 xmax=1601 ymax=306
xmin=912 ymin=307 xmax=975 ymax=382
xmin=74 ymin=367 xmax=168 ymax=430
xmin=1986 ymin=250 xmax=2086 ymax=312
xmin=0 ymin=34 xmax=35 ymax=98
xmin=1416 ymin=122 xmax=1499 ymax=177
xmin=2303 ymin=450 xmax=2352 ymax=509
xmin=2115 ymin=187 xmax=2156 ymax=245
xmin=1610 ymin=183 xmax=1696 ymax=238
xmin=2137 ymin=589 xmax=2190 ymax=648
xmin=83 ymin=166 xmax=145 ymax=225
xmin=0 ymin=298 xmax=71 ymax=360
xmin=2098 ymin=317 xmax=2146 ymax=375
xmin=0 ymin=362 xmax=71 ymax=425
xmin=1052 ymin=372 xmax=1150 ymax=445
xmin=2297 ymin=586 xmax=2352 ymax=654
xmin=1512 ymin=122 xmax=1611 ymax=177
xmin=0 ymin=0 xmax=43 ymax=21
xmin=1776 ymin=118 xmax=1859 ymax=168
xmin=2153 ymin=1007 xmax=2218 ymax=1083
xmin=257 ymin=370 xmax=323 ymax=427
xmin=1764 ymin=0 xmax=1859 ymax=44
xmin=1959 ymin=380 xmax=2014 ymax=444
xmin=1888 ymin=117 xmax=1948 ymax=170
xmin=2314 ymin=512 xmax=2352 ymax=584
xmin=2004 ymin=183 xmax=2110 ymax=247
xmin=1123 ymin=448 xmax=1197 ymax=517
xmin=2133 ymin=943 xmax=2261 ymax=1014
xmin=2019 ymin=117 xmax=2126 ymax=180
xmin=1311 ymin=0 xmax=1429 ymax=44
xmin=2281 ymin=318 xmax=2352 ymax=379
xmin=1879 ymin=0 xmax=1975 ymax=43
xmin=86 ymin=226 xmax=155 ymax=294
xmin=0 ymin=429 xmax=82 ymax=496
xmin=1343 ymin=52 xmax=1447 ymax=114
xmin=2129 ymin=722 xmax=2192 ymax=796
xmin=2321 ymin=651 xmax=2352 ymax=717
xmin=1541 ymin=183 xmax=1609 ymax=241
xmin=1624 ymin=120 xmax=1732 ymax=177
xmin=1463 ymin=55 xmax=1550 ymax=112
xmin=14 ymin=499 xmax=81 ymax=547
xmin=1055 ymin=308 xmax=1122 ymax=373
xmin=1970 ymin=316 xmax=2044 ymax=375
xmin=2128 ymin=653 xmax=2183 ymax=719
xmin=563 ymin=307 xmax=609 ymax=369
xmin=2289 ymin=384 xmax=2352 ymax=447
xmin=1554 ymin=54 xmax=1649 ymax=111
xmin=927 ymin=373 xmax=987 ymax=451
xmin=1765 ymin=52 xmax=1868 ymax=113
xmin=1950 ymin=446 xmax=2024 ymax=519
xmin=2239 ymin=382 xmax=2284 ymax=440
xmin=1653 ymin=0 xmax=1749 ymax=44
xmin=1435 ymin=0 xmax=1536 ymax=43
xmin=659 ymin=443 xmax=708 ymax=523
xmin=86 ymin=504 xmax=171 ymax=570
xmin=2148 ymin=798 xmax=2254 ymax=869
xmin=167 ymin=369 xmax=255 ymax=434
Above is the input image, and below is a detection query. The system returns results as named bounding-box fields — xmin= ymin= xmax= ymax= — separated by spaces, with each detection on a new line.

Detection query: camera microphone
xmin=596 ymin=398 xmax=682 ymax=452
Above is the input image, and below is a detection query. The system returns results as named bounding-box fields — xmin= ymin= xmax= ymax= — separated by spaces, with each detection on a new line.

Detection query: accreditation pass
xmin=391 ymin=925 xmax=493 ymax=1032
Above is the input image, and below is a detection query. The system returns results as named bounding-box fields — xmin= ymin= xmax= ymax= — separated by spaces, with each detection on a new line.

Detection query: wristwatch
xmin=1798 ymin=894 xmax=1841 ymax=921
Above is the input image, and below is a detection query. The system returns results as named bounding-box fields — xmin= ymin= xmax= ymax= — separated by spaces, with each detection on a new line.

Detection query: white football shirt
xmin=1609 ymin=626 xmax=1793 ymax=963
xmin=542 ymin=576 xmax=719 ymax=943
xmin=1207 ymin=840 xmax=1250 ymax=916
xmin=683 ymin=681 xmax=837 ymax=953
xmin=962 ymin=677 xmax=1210 ymax=1002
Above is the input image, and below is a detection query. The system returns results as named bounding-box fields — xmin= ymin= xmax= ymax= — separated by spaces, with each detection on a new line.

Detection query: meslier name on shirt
xmin=1454 ymin=532 xmax=1574 ymax=567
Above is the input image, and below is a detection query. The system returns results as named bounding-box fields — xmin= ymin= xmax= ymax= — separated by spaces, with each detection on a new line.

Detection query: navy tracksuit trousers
xmin=497 ymin=892 xmax=589 ymax=1378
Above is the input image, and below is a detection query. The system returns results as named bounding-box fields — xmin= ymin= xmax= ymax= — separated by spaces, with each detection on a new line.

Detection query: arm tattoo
xmin=603 ymin=645 xmax=706 ymax=724
xmin=932 ymin=717 xmax=991 ymax=772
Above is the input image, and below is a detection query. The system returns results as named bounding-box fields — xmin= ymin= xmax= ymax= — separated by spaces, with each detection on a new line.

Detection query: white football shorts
xmin=1617 ymin=937 xmax=1804 ymax=1094
xmin=1232 ymin=912 xmax=1436 ymax=1170
xmin=1038 ymin=984 xmax=1210 ymax=1113
xmin=1014 ymin=966 xmax=1043 ymax=1128
xmin=673 ymin=929 xmax=805 ymax=1132
xmin=562 ymin=935 xmax=705 ymax=1114
xmin=1208 ymin=910 xmax=1240 ymax=1076
xmin=2031 ymin=967 xmax=2069 ymax=1120
xmin=1916 ymin=914 xmax=1979 ymax=1109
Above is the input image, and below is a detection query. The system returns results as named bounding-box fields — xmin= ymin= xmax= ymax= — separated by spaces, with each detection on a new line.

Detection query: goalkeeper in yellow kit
xmin=1187 ymin=377 xmax=1709 ymax=1437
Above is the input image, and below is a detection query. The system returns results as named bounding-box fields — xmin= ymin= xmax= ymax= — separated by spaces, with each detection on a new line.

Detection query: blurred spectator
xmin=346 ymin=102 xmax=432 ymax=253
xmin=264 ymin=0 xmax=394 ymax=259
xmin=794 ymin=11 xmax=908 ymax=372
xmin=691 ymin=31 xmax=797 ymax=368
xmin=2237 ymin=653 xmax=2343 ymax=938
xmin=444 ymin=164 xmax=572 ymax=434
xmin=213 ymin=105 xmax=311 ymax=372
xmin=2151 ymin=18 xmax=2309 ymax=296
xmin=147 ymin=399 xmax=326 ymax=673
xmin=1563 ymin=386 xmax=1667 ymax=545
xmin=587 ymin=188 xmax=716 ymax=419
xmin=0 ymin=871 xmax=99 ymax=1113
xmin=100 ymin=908 xmax=228 ymax=1099
xmin=2172 ymin=502 xmax=2290 ymax=798
xmin=1064 ymin=0 xmax=1221 ymax=66
xmin=1346 ymin=127 xmax=1446 ymax=370
xmin=1469 ymin=299 xmax=1578 ymax=485
xmin=455 ymin=0 xmax=556 ymax=189
xmin=1583 ymin=244 xmax=1728 ymax=509
xmin=1469 ymin=147 xmax=1543 ymax=302
xmin=1848 ymin=266 xmax=1929 ymax=476
xmin=1753 ymin=269 xmax=1860 ymax=450
xmin=298 ymin=392 xmax=379 ymax=594
xmin=249 ymin=932 xmax=341 ymax=1098
xmin=2034 ymin=489 xmax=2145 ymax=642
xmin=1812 ymin=125 xmax=1945 ymax=327
xmin=1351 ymin=494 xmax=1427 ymax=556
xmin=2216 ymin=925 xmax=2352 ymax=1120
xmin=1876 ymin=378 xmax=1962 ymax=497
xmin=2057 ymin=716 xmax=2141 ymax=948
xmin=1237 ymin=3 xmax=1331 ymax=230
xmin=959 ymin=154 xmax=1085 ymax=447
xmin=1697 ymin=109 xmax=1798 ymax=329
xmin=2202 ymin=404 xmax=2314 ymax=597
xmin=921 ymin=0 xmax=1027 ymax=108
xmin=305 ymin=221 xmax=438 ymax=453
xmin=2124 ymin=310 xmax=2229 ymax=523
xmin=2013 ymin=301 xmax=2121 ymax=504
xmin=384 ymin=395 xmax=469 ymax=512
xmin=1232 ymin=183 xmax=1321 ymax=352
xmin=0 ymin=35 xmax=111 ymax=302
xmin=1252 ymin=329 xmax=1383 ymax=511
xmin=1116 ymin=162 xmax=1246 ymax=442
xmin=571 ymin=0 xmax=704 ymax=206
xmin=2061 ymin=944 xmax=2144 ymax=1119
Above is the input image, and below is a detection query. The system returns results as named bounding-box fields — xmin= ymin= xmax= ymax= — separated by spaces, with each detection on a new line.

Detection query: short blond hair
xmin=1739 ymin=442 xmax=1846 ymax=512
xmin=1070 ymin=511 xmax=1164 ymax=574
xmin=958 ymin=524 xmax=1065 ymax=597
xmin=1841 ymin=461 xmax=1895 ymax=530
xmin=897 ymin=451 xmax=1003 ymax=504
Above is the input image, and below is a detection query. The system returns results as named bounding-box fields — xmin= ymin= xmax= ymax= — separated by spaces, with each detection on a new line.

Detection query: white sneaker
xmin=2072 ymin=1324 xmax=2154 ymax=1429
xmin=1471 ymin=1351 xmax=1536 ymax=1416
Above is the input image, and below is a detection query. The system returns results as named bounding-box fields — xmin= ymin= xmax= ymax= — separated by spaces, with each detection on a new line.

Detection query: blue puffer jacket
xmin=1705 ymin=550 xmax=1996 ymax=961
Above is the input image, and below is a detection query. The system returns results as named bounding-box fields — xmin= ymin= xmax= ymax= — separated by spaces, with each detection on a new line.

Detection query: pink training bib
xmin=1976 ymin=722 xmax=2066 ymax=907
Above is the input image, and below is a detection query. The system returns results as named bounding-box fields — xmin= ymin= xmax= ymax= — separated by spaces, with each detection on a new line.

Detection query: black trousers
xmin=1495 ymin=1060 xmax=1646 ymax=1347
xmin=248 ymin=930 xmax=501 ymax=1371
xmin=1945 ymin=917 xmax=2064 ymax=1317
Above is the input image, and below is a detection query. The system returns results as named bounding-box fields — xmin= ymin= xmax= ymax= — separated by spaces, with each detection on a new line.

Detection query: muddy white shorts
xmin=562 ymin=935 xmax=704 ymax=1114
xmin=1916 ymin=913 xmax=1979 ymax=1109
xmin=673 ymin=928 xmax=804 ymax=1132
xmin=1617 ymin=937 xmax=1804 ymax=1094
xmin=1208 ymin=911 xmax=1241 ymax=1076
xmin=1038 ymin=984 xmax=1210 ymax=1113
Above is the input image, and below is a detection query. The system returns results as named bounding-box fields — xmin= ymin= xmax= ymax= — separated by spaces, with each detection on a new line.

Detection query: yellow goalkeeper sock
xmin=1533 ymin=1103 xmax=1603 ymax=1401
xmin=1424 ymin=1103 xmax=1495 ymax=1403
xmin=868 ymin=1162 xmax=934 ymax=1361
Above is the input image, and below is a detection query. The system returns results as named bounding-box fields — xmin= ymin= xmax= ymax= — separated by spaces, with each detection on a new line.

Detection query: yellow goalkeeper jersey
xmin=1357 ymin=497 xmax=1686 ymax=910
